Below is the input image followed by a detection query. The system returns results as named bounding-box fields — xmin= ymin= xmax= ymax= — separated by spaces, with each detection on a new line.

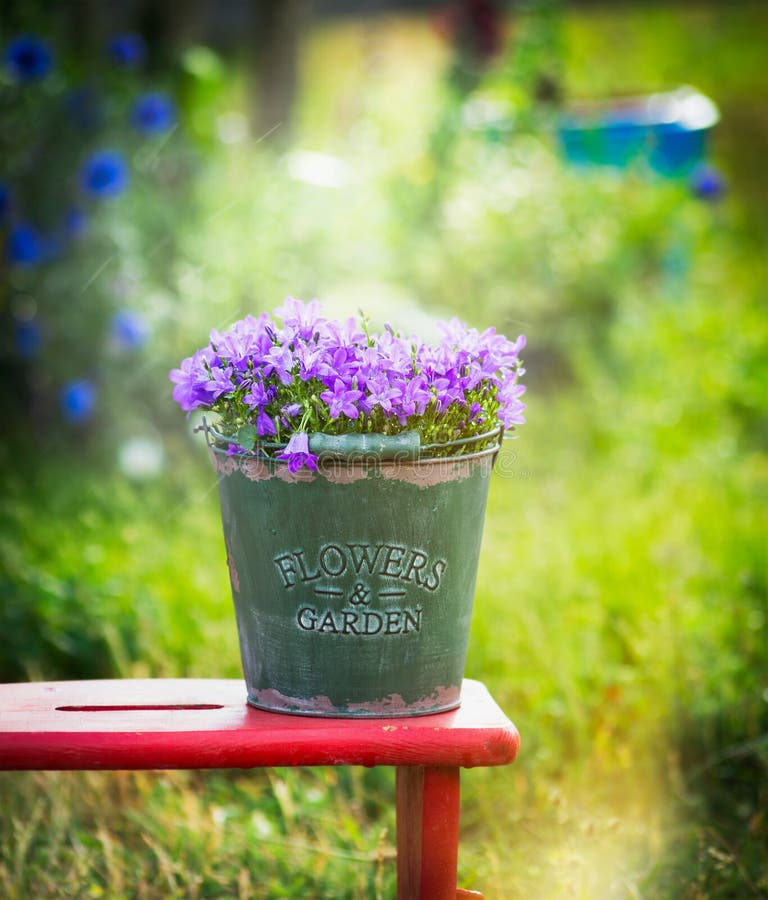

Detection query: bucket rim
xmin=200 ymin=418 xmax=504 ymax=465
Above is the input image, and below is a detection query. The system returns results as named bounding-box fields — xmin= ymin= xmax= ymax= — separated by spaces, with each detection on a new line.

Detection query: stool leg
xmin=396 ymin=766 xmax=460 ymax=900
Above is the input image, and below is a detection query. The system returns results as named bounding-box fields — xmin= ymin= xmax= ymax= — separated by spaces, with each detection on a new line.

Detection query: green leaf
xmin=235 ymin=424 xmax=257 ymax=450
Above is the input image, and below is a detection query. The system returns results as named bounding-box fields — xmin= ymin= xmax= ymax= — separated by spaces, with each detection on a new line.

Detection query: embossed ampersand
xmin=348 ymin=582 xmax=371 ymax=606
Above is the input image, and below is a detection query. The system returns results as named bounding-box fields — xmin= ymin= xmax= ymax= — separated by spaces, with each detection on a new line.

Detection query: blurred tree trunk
xmin=62 ymin=0 xmax=109 ymax=69
xmin=137 ymin=0 xmax=208 ymax=70
xmin=246 ymin=0 xmax=308 ymax=143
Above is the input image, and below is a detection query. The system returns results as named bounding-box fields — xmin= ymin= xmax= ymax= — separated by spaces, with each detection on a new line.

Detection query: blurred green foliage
xmin=0 ymin=18 xmax=204 ymax=458
xmin=1 ymin=1 xmax=767 ymax=896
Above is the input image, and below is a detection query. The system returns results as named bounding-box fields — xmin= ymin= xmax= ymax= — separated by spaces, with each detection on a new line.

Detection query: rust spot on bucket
xmin=346 ymin=685 xmax=460 ymax=716
xmin=247 ymin=684 xmax=461 ymax=718
xmin=227 ymin=551 xmax=240 ymax=593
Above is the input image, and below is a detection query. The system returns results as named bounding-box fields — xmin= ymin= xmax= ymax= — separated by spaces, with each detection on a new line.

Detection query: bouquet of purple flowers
xmin=170 ymin=298 xmax=526 ymax=471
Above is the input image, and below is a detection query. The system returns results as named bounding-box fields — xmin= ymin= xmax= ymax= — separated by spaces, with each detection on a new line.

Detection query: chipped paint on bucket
xmin=212 ymin=435 xmax=499 ymax=717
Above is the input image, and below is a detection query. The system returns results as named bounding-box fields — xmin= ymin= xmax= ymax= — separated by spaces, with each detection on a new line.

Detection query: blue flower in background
xmin=80 ymin=150 xmax=129 ymax=198
xmin=108 ymin=33 xmax=146 ymax=68
xmin=5 ymin=34 xmax=53 ymax=81
xmin=67 ymin=85 xmax=104 ymax=131
xmin=42 ymin=232 xmax=62 ymax=262
xmin=690 ymin=163 xmax=726 ymax=202
xmin=14 ymin=318 xmax=42 ymax=359
xmin=7 ymin=223 xmax=44 ymax=266
xmin=63 ymin=206 xmax=87 ymax=240
xmin=61 ymin=379 xmax=96 ymax=424
xmin=132 ymin=92 xmax=176 ymax=135
xmin=0 ymin=183 xmax=10 ymax=221
xmin=112 ymin=310 xmax=149 ymax=351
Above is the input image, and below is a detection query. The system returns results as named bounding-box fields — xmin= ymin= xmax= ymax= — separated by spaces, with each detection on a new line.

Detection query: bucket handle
xmin=197 ymin=418 xmax=421 ymax=460
xmin=197 ymin=418 xmax=505 ymax=460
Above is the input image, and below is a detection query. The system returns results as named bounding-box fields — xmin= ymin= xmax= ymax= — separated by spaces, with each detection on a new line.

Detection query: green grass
xmin=2 ymin=2 xmax=768 ymax=897
xmin=0 ymin=769 xmax=397 ymax=899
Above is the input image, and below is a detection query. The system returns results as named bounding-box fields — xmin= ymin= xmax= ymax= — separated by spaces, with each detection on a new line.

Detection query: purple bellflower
xmin=256 ymin=408 xmax=277 ymax=437
xmin=170 ymin=299 xmax=526 ymax=469
xmin=278 ymin=432 xmax=319 ymax=473
xmin=321 ymin=378 xmax=363 ymax=419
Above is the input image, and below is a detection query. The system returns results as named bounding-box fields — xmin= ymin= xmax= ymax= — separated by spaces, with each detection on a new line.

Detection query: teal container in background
xmin=212 ymin=435 xmax=500 ymax=717
xmin=558 ymin=86 xmax=720 ymax=175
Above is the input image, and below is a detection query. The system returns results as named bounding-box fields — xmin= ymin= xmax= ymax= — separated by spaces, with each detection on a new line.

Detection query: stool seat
xmin=0 ymin=677 xmax=519 ymax=771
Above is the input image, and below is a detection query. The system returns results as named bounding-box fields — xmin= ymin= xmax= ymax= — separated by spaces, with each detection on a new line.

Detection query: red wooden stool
xmin=0 ymin=677 xmax=519 ymax=899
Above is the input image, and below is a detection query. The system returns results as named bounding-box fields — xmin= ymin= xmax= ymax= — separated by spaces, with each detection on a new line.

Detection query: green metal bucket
xmin=211 ymin=431 xmax=499 ymax=717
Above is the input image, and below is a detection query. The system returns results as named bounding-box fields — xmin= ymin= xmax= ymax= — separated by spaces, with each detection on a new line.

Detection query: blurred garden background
xmin=1 ymin=0 xmax=766 ymax=896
